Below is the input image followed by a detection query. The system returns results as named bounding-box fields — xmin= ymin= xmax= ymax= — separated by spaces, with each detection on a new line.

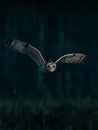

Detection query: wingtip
xmin=5 ymin=39 xmax=13 ymax=47
xmin=80 ymin=54 xmax=87 ymax=63
xmin=83 ymin=54 xmax=88 ymax=62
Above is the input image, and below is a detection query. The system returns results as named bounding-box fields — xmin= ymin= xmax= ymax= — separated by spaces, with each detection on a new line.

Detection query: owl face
xmin=46 ymin=62 xmax=57 ymax=72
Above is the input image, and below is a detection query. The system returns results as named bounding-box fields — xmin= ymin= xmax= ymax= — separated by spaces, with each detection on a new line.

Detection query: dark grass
xmin=0 ymin=99 xmax=98 ymax=130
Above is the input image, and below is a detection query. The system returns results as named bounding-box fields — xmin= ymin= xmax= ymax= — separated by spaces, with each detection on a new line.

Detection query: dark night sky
xmin=0 ymin=0 xmax=98 ymax=107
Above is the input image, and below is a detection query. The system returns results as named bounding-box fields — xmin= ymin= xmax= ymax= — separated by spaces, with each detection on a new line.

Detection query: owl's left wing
xmin=54 ymin=53 xmax=86 ymax=64
xmin=6 ymin=39 xmax=46 ymax=69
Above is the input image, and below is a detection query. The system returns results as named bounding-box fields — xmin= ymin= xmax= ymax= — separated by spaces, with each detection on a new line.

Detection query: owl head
xmin=46 ymin=62 xmax=57 ymax=72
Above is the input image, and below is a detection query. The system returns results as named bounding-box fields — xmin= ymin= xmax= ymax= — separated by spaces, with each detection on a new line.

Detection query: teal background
xmin=0 ymin=1 xmax=97 ymax=107
xmin=0 ymin=1 xmax=98 ymax=129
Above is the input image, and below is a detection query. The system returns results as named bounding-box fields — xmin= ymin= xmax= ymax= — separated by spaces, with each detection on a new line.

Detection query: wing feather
xmin=55 ymin=53 xmax=86 ymax=64
xmin=7 ymin=39 xmax=46 ymax=68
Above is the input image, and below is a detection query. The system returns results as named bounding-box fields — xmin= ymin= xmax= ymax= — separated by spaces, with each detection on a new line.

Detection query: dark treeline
xmin=0 ymin=100 xmax=97 ymax=130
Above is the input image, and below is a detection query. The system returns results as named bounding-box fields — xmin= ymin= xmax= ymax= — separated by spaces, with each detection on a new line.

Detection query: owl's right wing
xmin=6 ymin=39 xmax=46 ymax=69
xmin=54 ymin=53 xmax=86 ymax=64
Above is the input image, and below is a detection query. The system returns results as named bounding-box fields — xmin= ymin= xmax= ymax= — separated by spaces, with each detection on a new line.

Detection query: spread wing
xmin=54 ymin=53 xmax=86 ymax=64
xmin=6 ymin=39 xmax=46 ymax=69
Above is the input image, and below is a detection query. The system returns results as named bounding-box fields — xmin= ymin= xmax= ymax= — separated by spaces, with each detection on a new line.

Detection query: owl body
xmin=6 ymin=39 xmax=87 ymax=73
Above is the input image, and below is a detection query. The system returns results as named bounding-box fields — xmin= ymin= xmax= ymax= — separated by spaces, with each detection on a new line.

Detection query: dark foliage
xmin=0 ymin=99 xmax=97 ymax=130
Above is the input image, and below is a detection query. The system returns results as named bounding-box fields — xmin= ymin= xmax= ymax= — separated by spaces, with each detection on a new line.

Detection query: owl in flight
xmin=6 ymin=39 xmax=86 ymax=72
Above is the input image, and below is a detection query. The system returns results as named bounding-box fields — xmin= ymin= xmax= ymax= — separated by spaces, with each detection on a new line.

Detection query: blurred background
xmin=0 ymin=0 xmax=97 ymax=106
xmin=0 ymin=0 xmax=98 ymax=129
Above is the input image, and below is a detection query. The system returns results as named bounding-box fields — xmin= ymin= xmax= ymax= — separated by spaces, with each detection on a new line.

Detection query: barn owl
xmin=6 ymin=39 xmax=86 ymax=72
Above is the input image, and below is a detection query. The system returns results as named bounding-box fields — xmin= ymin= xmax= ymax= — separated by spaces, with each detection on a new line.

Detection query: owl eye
xmin=6 ymin=40 xmax=13 ymax=46
xmin=47 ymin=65 xmax=50 ymax=68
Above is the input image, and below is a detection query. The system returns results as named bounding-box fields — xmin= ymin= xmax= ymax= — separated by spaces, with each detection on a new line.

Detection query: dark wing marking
xmin=54 ymin=53 xmax=86 ymax=64
xmin=7 ymin=39 xmax=46 ymax=68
